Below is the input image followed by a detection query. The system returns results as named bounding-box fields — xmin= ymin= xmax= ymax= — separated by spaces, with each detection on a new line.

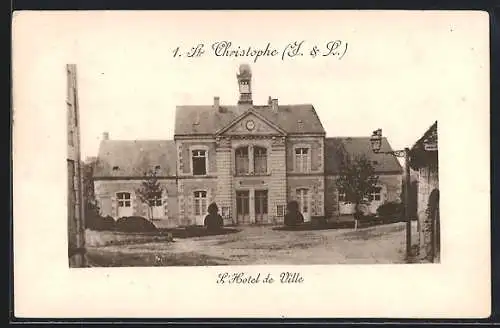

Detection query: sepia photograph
xmin=68 ymin=62 xmax=439 ymax=267
xmin=14 ymin=10 xmax=489 ymax=318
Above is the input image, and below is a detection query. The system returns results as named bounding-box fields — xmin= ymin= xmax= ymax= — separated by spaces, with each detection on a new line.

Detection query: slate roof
xmin=93 ymin=137 xmax=401 ymax=178
xmin=324 ymin=137 xmax=403 ymax=175
xmin=409 ymin=121 xmax=438 ymax=170
xmin=174 ymin=104 xmax=326 ymax=136
xmin=93 ymin=140 xmax=177 ymax=178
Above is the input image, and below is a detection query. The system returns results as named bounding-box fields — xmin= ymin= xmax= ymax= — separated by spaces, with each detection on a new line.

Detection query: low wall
xmin=85 ymin=229 xmax=173 ymax=247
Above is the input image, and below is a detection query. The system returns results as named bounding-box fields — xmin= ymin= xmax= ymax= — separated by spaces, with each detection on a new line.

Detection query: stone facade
xmin=93 ymin=64 xmax=404 ymax=228
xmin=416 ymin=165 xmax=439 ymax=261
xmin=174 ymin=116 xmax=291 ymax=226
xmin=325 ymin=173 xmax=402 ymax=218
xmin=67 ymin=64 xmax=85 ymax=267
xmin=95 ymin=179 xmax=178 ymax=227
xmin=409 ymin=121 xmax=439 ymax=262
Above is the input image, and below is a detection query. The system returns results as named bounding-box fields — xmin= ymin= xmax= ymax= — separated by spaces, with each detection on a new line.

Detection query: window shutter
xmin=187 ymin=194 xmax=194 ymax=216
xmin=163 ymin=189 xmax=168 ymax=217
xmin=307 ymin=151 xmax=311 ymax=172
xmin=131 ymin=192 xmax=138 ymax=215
xmin=111 ymin=195 xmax=117 ymax=218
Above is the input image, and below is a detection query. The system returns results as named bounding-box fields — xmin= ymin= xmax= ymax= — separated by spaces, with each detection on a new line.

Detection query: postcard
xmin=12 ymin=10 xmax=490 ymax=318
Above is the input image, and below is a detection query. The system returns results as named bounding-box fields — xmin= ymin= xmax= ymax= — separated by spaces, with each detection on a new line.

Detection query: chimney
xmin=214 ymin=96 xmax=221 ymax=112
xmin=268 ymin=96 xmax=272 ymax=105
xmin=102 ymin=132 xmax=109 ymax=140
xmin=271 ymin=98 xmax=279 ymax=111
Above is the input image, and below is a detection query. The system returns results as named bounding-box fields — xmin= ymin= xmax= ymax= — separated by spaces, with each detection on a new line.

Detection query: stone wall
xmin=324 ymin=176 xmax=340 ymax=218
xmin=215 ymin=138 xmax=233 ymax=225
xmin=287 ymin=176 xmax=325 ymax=217
xmin=268 ymin=138 xmax=287 ymax=224
xmin=286 ymin=136 xmax=324 ymax=173
xmin=177 ymin=178 xmax=217 ymax=226
xmin=176 ymin=139 xmax=217 ymax=175
xmin=417 ymin=165 xmax=439 ymax=261
xmin=324 ymin=173 xmax=402 ymax=218
xmin=94 ymin=179 xmax=178 ymax=225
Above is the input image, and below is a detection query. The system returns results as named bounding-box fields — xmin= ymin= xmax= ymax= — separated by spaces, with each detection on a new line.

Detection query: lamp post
xmin=370 ymin=129 xmax=412 ymax=261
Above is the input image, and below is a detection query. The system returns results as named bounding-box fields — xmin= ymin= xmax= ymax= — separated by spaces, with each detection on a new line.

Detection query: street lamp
xmin=370 ymin=129 xmax=413 ymax=261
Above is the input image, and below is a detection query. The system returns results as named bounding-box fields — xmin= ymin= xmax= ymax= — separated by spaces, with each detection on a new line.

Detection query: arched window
xmin=254 ymin=146 xmax=267 ymax=175
xmin=235 ymin=146 xmax=249 ymax=175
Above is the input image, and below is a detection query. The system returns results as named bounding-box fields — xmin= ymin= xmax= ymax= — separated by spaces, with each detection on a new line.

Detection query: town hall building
xmin=93 ymin=64 xmax=403 ymax=227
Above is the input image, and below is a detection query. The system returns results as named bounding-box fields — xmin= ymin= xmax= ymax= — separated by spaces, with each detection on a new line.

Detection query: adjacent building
xmin=67 ymin=64 xmax=86 ymax=267
xmin=93 ymin=64 xmax=403 ymax=227
xmin=409 ymin=121 xmax=439 ymax=261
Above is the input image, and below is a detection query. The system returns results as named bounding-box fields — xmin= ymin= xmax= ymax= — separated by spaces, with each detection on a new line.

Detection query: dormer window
xmin=112 ymin=166 xmax=119 ymax=171
xmin=297 ymin=120 xmax=304 ymax=130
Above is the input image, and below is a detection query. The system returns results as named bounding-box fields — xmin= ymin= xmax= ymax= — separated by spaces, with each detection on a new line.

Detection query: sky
xmin=15 ymin=11 xmax=487 ymax=159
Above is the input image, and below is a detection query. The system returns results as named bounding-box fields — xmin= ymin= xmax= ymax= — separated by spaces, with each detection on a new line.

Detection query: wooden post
xmin=404 ymin=148 xmax=412 ymax=260
xmin=67 ymin=64 xmax=86 ymax=267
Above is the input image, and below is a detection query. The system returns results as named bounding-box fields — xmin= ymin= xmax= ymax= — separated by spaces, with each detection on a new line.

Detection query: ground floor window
xmin=194 ymin=191 xmax=207 ymax=216
xmin=366 ymin=186 xmax=382 ymax=202
xmin=221 ymin=206 xmax=230 ymax=218
xmin=148 ymin=191 xmax=162 ymax=206
xmin=117 ymin=192 xmax=131 ymax=207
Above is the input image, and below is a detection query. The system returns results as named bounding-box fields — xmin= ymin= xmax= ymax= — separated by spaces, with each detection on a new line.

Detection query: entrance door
xmin=117 ymin=192 xmax=133 ymax=218
xmin=297 ymin=188 xmax=311 ymax=222
xmin=236 ymin=190 xmax=250 ymax=224
xmin=254 ymin=190 xmax=268 ymax=224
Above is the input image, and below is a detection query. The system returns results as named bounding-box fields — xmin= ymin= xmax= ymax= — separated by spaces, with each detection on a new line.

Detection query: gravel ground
xmin=86 ymin=222 xmax=419 ymax=266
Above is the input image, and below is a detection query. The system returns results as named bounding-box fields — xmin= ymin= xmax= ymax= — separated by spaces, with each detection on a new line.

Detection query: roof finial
xmin=239 ymin=63 xmax=251 ymax=75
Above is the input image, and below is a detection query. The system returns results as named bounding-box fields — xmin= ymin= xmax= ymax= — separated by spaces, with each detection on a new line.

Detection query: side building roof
xmin=409 ymin=121 xmax=438 ymax=170
xmin=324 ymin=137 xmax=403 ymax=175
xmin=93 ymin=140 xmax=177 ymax=179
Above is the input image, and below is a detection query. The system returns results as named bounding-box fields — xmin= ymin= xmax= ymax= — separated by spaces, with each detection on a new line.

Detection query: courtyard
xmin=86 ymin=221 xmax=419 ymax=266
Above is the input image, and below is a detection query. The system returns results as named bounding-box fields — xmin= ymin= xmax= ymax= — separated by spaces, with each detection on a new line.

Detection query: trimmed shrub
xmin=311 ymin=216 xmax=327 ymax=227
xmin=86 ymin=214 xmax=116 ymax=231
xmin=115 ymin=216 xmax=158 ymax=233
xmin=284 ymin=201 xmax=304 ymax=227
xmin=377 ymin=202 xmax=404 ymax=220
